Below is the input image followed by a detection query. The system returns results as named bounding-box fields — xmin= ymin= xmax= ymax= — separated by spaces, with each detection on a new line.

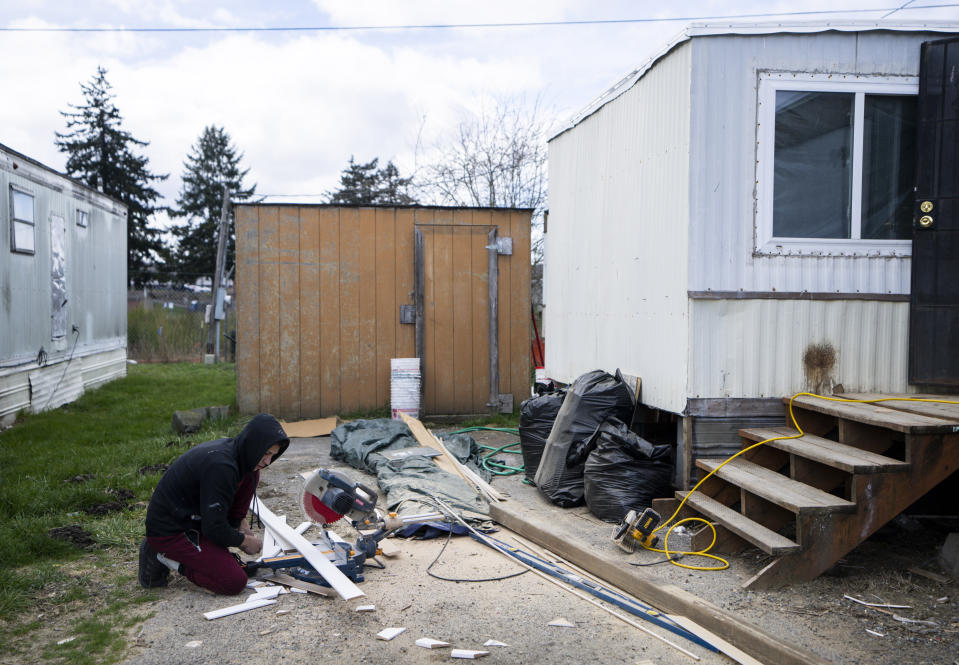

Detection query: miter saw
xmin=247 ymin=469 xmax=440 ymax=586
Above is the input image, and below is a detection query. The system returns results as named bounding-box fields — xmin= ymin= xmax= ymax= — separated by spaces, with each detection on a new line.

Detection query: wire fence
xmin=127 ymin=280 xmax=236 ymax=363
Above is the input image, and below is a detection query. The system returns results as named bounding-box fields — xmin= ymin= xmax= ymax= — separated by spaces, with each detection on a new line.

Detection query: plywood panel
xmin=258 ymin=206 xmax=280 ymax=414
xmin=299 ymin=207 xmax=321 ymax=417
xmin=356 ymin=208 xmax=377 ymax=410
xmin=279 ymin=206 xmax=301 ymax=419
xmin=235 ymin=206 xmax=259 ymax=413
xmin=451 ymin=209 xmax=474 ymax=413
xmin=509 ymin=209 xmax=532 ymax=406
xmin=319 ymin=207 xmax=341 ymax=415
xmin=395 ymin=208 xmax=416 ymax=358
xmin=374 ymin=208 xmax=396 ymax=408
xmin=471 ymin=209 xmax=492 ymax=412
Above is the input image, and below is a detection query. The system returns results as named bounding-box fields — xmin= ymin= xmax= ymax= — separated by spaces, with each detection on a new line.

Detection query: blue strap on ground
xmin=469 ymin=532 xmax=720 ymax=653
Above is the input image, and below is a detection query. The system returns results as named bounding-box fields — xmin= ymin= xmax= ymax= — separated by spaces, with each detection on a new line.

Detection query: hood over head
xmin=233 ymin=414 xmax=289 ymax=474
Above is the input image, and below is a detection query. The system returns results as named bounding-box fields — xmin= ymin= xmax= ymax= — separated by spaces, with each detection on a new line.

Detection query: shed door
xmin=910 ymin=37 xmax=959 ymax=386
xmin=414 ymin=223 xmax=501 ymax=415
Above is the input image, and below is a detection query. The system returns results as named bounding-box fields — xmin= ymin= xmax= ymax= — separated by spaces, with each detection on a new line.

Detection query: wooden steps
xmin=678 ymin=392 xmax=959 ymax=589
xmin=739 ymin=427 xmax=910 ymax=473
xmin=696 ymin=458 xmax=855 ymax=514
xmin=677 ymin=491 xmax=800 ymax=555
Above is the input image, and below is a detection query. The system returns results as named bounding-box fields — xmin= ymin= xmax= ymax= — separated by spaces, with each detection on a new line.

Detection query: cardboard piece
xmin=279 ymin=417 xmax=339 ymax=438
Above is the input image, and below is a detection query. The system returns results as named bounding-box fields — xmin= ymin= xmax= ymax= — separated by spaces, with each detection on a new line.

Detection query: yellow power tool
xmin=612 ymin=507 xmax=661 ymax=552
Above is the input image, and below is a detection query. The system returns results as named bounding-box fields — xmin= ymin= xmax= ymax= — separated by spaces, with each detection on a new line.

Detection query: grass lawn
xmin=0 ymin=362 xmax=245 ymax=665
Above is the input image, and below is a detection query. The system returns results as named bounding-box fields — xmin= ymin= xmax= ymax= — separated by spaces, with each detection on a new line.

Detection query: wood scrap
xmin=400 ymin=413 xmax=504 ymax=502
xmin=843 ymin=595 xmax=911 ymax=609
xmin=415 ymin=637 xmax=451 ymax=649
xmin=376 ymin=627 xmax=407 ymax=641
xmin=203 ymin=598 xmax=276 ymax=620
xmin=451 ymin=649 xmax=489 ymax=659
xmin=266 ymin=572 xmax=334 ymax=597
xmin=908 ymin=567 xmax=951 ymax=584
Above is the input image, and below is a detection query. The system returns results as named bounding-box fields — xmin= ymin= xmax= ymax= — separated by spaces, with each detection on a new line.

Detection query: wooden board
xmin=696 ymin=458 xmax=855 ymax=514
xmin=266 ymin=572 xmax=334 ymax=597
xmin=258 ymin=205 xmax=280 ymax=414
xmin=318 ymin=207 xmax=341 ymax=415
xmin=451 ymin=210 xmax=473 ymax=413
xmin=253 ymin=500 xmax=365 ymax=601
xmin=489 ymin=500 xmax=830 ymax=665
xmin=788 ymin=395 xmax=958 ymax=433
xmin=740 ymin=427 xmax=909 ymax=473
xmin=840 ymin=393 xmax=959 ymax=424
xmin=235 ymin=205 xmax=259 ymax=414
xmin=471 ymin=210 xmax=491 ymax=411
xmin=338 ymin=208 xmax=361 ymax=413
xmin=299 ymin=207 xmax=321 ymax=417
xmin=677 ymin=491 xmax=799 ymax=555
xmin=279 ymin=206 xmax=301 ymax=419
xmin=374 ymin=208 xmax=396 ymax=409
xmin=356 ymin=207 xmax=377 ymax=411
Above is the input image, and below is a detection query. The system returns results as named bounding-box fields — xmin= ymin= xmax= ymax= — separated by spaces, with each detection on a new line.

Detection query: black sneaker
xmin=138 ymin=539 xmax=169 ymax=588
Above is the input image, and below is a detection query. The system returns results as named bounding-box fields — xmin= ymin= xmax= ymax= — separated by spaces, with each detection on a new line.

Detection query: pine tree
xmin=328 ymin=156 xmax=416 ymax=205
xmin=169 ymin=125 xmax=255 ymax=280
xmin=55 ymin=66 xmax=167 ymax=285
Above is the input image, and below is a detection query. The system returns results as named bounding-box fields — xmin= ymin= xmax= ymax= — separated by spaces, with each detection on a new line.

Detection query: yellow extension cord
xmin=642 ymin=392 xmax=959 ymax=571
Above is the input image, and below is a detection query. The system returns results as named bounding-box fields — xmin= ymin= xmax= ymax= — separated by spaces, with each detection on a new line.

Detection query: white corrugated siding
xmin=545 ymin=42 xmax=692 ymax=414
xmin=689 ymin=299 xmax=911 ymax=397
xmin=686 ymin=30 xmax=950 ymax=293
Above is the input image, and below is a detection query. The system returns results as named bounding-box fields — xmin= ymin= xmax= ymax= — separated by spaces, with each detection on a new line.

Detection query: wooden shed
xmin=235 ymin=204 xmax=532 ymax=419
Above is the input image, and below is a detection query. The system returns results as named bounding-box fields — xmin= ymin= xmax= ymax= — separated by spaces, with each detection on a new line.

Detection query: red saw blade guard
xmin=303 ymin=490 xmax=344 ymax=525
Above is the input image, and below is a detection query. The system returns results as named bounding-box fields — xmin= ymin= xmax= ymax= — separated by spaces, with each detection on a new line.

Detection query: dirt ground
xmin=121 ymin=429 xmax=959 ymax=665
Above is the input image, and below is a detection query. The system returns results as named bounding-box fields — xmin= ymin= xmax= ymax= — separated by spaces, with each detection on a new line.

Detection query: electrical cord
xmin=425 ymin=525 xmax=528 ymax=583
xmin=41 ymin=326 xmax=80 ymax=412
xmin=643 ymin=392 xmax=959 ymax=572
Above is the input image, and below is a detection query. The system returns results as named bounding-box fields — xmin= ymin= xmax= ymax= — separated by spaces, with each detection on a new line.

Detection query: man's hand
xmin=239 ymin=533 xmax=262 ymax=555
xmin=238 ymin=519 xmax=254 ymax=537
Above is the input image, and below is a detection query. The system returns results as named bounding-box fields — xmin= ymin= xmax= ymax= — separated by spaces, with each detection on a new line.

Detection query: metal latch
xmin=485 ymin=237 xmax=513 ymax=255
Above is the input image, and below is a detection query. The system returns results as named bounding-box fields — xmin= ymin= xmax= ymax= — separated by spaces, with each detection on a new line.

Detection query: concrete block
xmin=172 ymin=408 xmax=207 ymax=434
xmin=206 ymin=405 xmax=230 ymax=420
xmin=939 ymin=532 xmax=959 ymax=579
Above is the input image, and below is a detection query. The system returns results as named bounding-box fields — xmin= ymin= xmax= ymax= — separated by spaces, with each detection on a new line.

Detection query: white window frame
xmin=9 ymin=184 xmax=36 ymax=254
xmin=76 ymin=208 xmax=89 ymax=228
xmin=755 ymin=72 xmax=918 ymax=256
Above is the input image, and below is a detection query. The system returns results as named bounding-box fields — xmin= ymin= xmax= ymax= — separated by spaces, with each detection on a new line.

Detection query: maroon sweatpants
xmin=147 ymin=471 xmax=258 ymax=595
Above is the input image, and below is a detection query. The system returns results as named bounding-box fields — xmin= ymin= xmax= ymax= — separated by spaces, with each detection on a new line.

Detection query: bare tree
xmin=418 ymin=96 xmax=550 ymax=264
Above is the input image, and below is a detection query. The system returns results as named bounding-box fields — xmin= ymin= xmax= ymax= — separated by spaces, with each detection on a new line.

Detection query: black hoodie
xmin=145 ymin=414 xmax=289 ymax=548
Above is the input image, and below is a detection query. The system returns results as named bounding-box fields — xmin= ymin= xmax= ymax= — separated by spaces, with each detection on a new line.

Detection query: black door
xmin=910 ymin=37 xmax=959 ymax=386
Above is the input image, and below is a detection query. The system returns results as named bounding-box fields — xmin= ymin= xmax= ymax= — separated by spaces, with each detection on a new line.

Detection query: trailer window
xmin=10 ymin=185 xmax=36 ymax=254
xmin=755 ymin=73 xmax=917 ymax=256
xmin=76 ymin=208 xmax=89 ymax=228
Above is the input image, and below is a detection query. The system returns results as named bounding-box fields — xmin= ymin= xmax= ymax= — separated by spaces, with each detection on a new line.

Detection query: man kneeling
xmin=138 ymin=413 xmax=289 ymax=594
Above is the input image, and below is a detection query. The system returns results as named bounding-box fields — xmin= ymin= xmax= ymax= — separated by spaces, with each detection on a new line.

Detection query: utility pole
xmin=206 ymin=184 xmax=231 ymax=361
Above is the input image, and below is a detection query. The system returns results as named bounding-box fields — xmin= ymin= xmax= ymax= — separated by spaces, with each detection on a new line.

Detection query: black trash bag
xmin=518 ymin=390 xmax=567 ymax=484
xmin=583 ymin=418 xmax=674 ymax=522
xmin=533 ymin=369 xmax=635 ymax=507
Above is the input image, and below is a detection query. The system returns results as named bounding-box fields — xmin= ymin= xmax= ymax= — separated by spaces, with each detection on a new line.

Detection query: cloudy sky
xmin=1 ymin=0 xmax=957 ymax=220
